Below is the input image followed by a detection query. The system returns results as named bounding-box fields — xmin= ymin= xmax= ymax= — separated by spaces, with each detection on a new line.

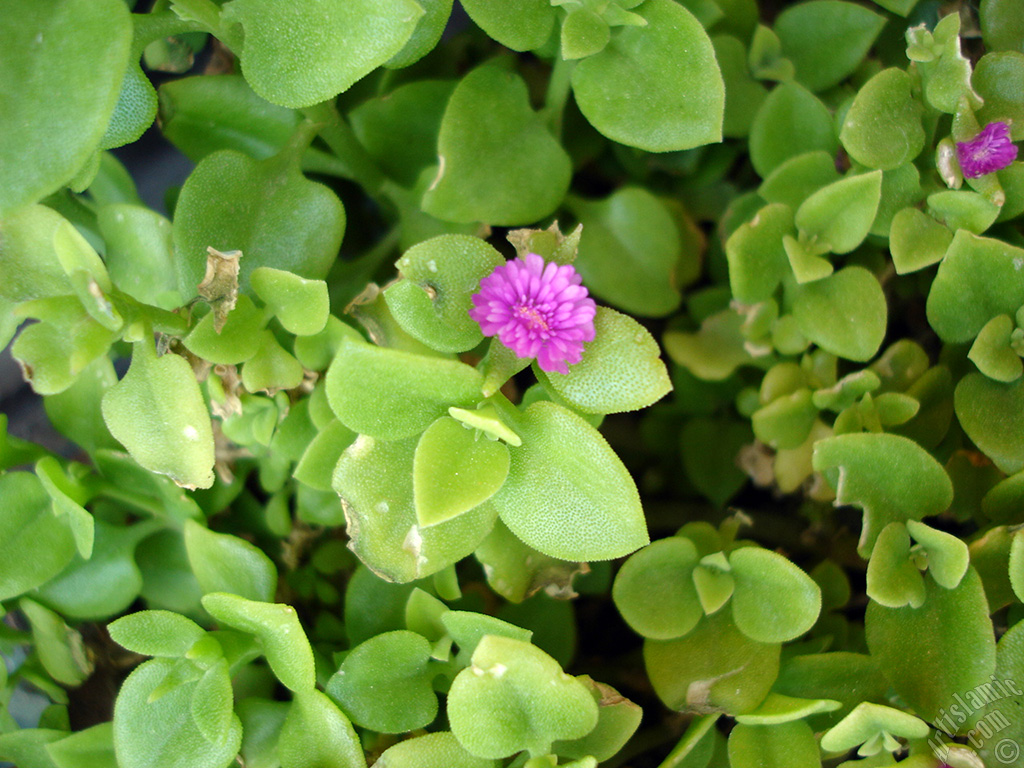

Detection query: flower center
xmin=516 ymin=304 xmax=550 ymax=333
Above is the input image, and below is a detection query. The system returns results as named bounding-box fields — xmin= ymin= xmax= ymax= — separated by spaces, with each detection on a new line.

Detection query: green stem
xmin=543 ymin=56 xmax=576 ymax=141
xmin=130 ymin=10 xmax=206 ymax=56
xmin=302 ymin=101 xmax=386 ymax=196
xmin=656 ymin=714 xmax=722 ymax=768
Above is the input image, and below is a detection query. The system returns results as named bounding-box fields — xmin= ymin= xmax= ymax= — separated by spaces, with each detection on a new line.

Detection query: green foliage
xmin=2 ymin=3 xmax=1020 ymax=768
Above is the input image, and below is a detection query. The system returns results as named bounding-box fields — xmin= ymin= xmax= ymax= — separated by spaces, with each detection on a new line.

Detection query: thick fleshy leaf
xmin=926 ymin=230 xmax=1024 ymax=344
xmin=613 ymin=537 xmax=702 ymax=640
xmin=567 ymin=189 xmax=682 ymax=317
xmin=326 ymin=630 xmax=437 ymax=733
xmin=749 ymin=82 xmax=837 ymax=178
xmin=447 ymin=635 xmax=598 ymax=759
xmin=385 ymin=235 xmax=504 ymax=353
xmin=774 ymin=0 xmax=885 ymax=92
xmin=490 ymin=401 xmax=649 ymax=561
xmin=223 ymin=0 xmax=423 ymax=108
xmin=173 ymin=147 xmax=345 ymax=297
xmin=955 ymin=373 xmax=1024 ymax=475
xmin=113 ymin=658 xmax=242 ymax=768
xmin=184 ymin=520 xmax=277 ymax=602
xmin=819 ymin=702 xmax=929 ymax=754
xmin=571 ymin=0 xmax=724 ymax=152
xmin=787 ymin=267 xmax=886 ymax=362
xmin=813 ymin=433 xmax=953 ymax=556
xmin=795 ymin=171 xmax=882 ymax=255
xmin=107 ymin=610 xmax=205 ymax=658
xmin=759 ymin=152 xmax=840 ymax=210
xmin=729 ymin=547 xmax=821 ymax=643
xmin=0 ymin=0 xmax=131 ymax=216
xmin=422 ymin=64 xmax=571 ymax=225
xmin=459 ymin=0 xmax=554 ymax=50
xmin=278 ymin=689 xmax=366 ymax=768
xmin=536 ymin=308 xmax=671 ymax=414
xmin=714 ymin=35 xmax=768 ymax=139
xmin=372 ymin=731 xmax=498 ymax=768
xmin=727 ymin=722 xmax=822 ymax=768
xmin=101 ymin=341 xmax=215 ymax=489
xmin=333 ymin=435 xmax=498 ymax=582
xmin=889 ymin=208 xmax=952 ymax=275
xmin=725 ymin=203 xmax=794 ymax=304
xmin=326 ymin=341 xmax=483 ymax=440
xmin=840 ymin=69 xmax=924 ymax=171
xmin=644 ymin=610 xmax=780 ymax=715
xmin=413 ymin=416 xmax=509 ymax=527
xmin=980 ymin=0 xmax=1024 ymax=54
xmin=251 ymin=267 xmax=329 ymax=336
xmin=865 ymin=523 xmax=926 ymax=609
xmin=201 ymin=593 xmax=316 ymax=693
xmin=865 ymin=568 xmax=996 ymax=725
xmin=98 ymin=204 xmax=180 ymax=310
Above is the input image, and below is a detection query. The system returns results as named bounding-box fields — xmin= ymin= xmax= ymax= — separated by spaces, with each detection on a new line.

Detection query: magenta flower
xmin=470 ymin=253 xmax=597 ymax=375
xmin=956 ymin=121 xmax=1018 ymax=178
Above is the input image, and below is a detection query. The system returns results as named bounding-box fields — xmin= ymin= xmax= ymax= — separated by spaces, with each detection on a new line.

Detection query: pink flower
xmin=470 ymin=253 xmax=597 ymax=375
xmin=956 ymin=121 xmax=1018 ymax=178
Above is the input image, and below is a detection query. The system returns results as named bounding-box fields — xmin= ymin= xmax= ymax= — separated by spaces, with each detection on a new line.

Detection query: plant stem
xmin=656 ymin=714 xmax=722 ymax=768
xmin=543 ymin=56 xmax=576 ymax=141
xmin=131 ymin=11 xmax=206 ymax=56
xmin=302 ymin=101 xmax=386 ymax=197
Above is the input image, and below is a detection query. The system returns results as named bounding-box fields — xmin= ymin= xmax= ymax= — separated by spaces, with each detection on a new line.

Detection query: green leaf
xmin=101 ymin=63 xmax=158 ymax=150
xmin=759 ymin=152 xmax=840 ymax=210
xmin=567 ymin=188 xmax=683 ymax=317
xmin=840 ymin=69 xmax=924 ymax=170
xmin=113 ymin=658 xmax=242 ymax=768
xmin=0 ymin=0 xmax=131 ymax=216
xmin=644 ymin=610 xmax=780 ymax=715
xmin=888 ymin=207 xmax=952 ymax=275
xmin=725 ymin=203 xmax=794 ymax=304
xmin=101 ymin=340 xmax=215 ymax=489
xmin=927 ymin=230 xmax=1024 ymax=344
xmin=36 ymin=519 xmax=155 ymax=621
xmin=20 ymin=597 xmax=92 ymax=687
xmin=0 ymin=472 xmax=76 ymax=601
xmin=733 ymin=693 xmax=841 ymax=726
xmin=459 ymin=0 xmax=555 ymax=51
xmin=865 ymin=523 xmax=926 ymax=609
xmin=774 ymin=0 xmax=885 ymax=92
xmin=680 ymin=416 xmax=752 ymax=506
xmin=927 ymin=190 xmax=1000 ymax=234
xmin=386 ymin=0 xmax=452 ymax=68
xmin=980 ymin=0 xmax=1024 ymax=55
xmin=819 ymin=702 xmax=929 ymax=755
xmin=812 ymin=433 xmax=953 ymax=556
xmin=0 ymin=204 xmax=74 ymax=302
xmin=223 ymin=0 xmax=423 ymax=108
xmin=728 ymin=547 xmax=821 ymax=643
xmin=333 ymin=435 xmax=499 ymax=582
xmin=385 ymin=235 xmax=505 ymax=353
xmin=173 ymin=146 xmax=345 ymax=297
xmin=251 ymin=267 xmax=328 ymax=336
xmin=46 ymin=722 xmax=117 ymax=768
xmin=201 ymin=593 xmax=316 ymax=693
xmin=968 ymin=314 xmax=1022 ymax=382
xmin=535 ymin=308 xmax=671 ymax=414
xmin=326 ymin=630 xmax=437 ymax=733
xmin=421 ymin=64 xmax=571 ymax=225
xmin=491 ymin=401 xmax=649 ymax=561
xmin=294 ymin=419 xmax=358 ymax=491
xmin=447 ymin=635 xmax=598 ymax=759
xmin=571 ymin=0 xmax=724 ymax=152
xmin=551 ymin=677 xmax=642 ymax=762
xmin=795 ymin=171 xmax=882 ymax=255
xmin=905 ymin=520 xmax=969 ymax=590
xmin=108 ymin=610 xmax=206 ymax=658
xmin=561 ymin=7 xmax=611 ymax=60
xmin=97 ymin=204 xmax=180 ymax=310
xmin=727 ymin=722 xmax=822 ymax=768
xmin=372 ymin=731 xmax=498 ymax=768
xmin=713 ymin=35 xmax=768 ymax=139
xmin=865 ymin=568 xmax=996 ymax=725
xmin=664 ymin=309 xmax=753 ymax=381
xmin=955 ymin=373 xmax=1024 ymax=475
xmin=183 ymin=296 xmax=266 ymax=365
xmin=413 ymin=416 xmax=510 ymax=528
xmin=184 ymin=520 xmax=277 ymax=602
xmin=241 ymin=331 xmax=305 ymax=393
xmin=1011 ymin=531 xmax=1024 ymax=603
xmin=787 ymin=267 xmax=887 ymax=362
xmin=749 ymin=82 xmax=837 ymax=178
xmin=325 ymin=341 xmax=484 ymax=440
xmin=612 ymin=537 xmax=702 ymax=640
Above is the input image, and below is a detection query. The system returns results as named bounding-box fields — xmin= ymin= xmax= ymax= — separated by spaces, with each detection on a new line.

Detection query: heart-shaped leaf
xmin=729 ymin=547 xmax=821 ymax=643
xmin=413 ymin=416 xmax=510 ymax=527
xmin=612 ymin=537 xmax=703 ymax=640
